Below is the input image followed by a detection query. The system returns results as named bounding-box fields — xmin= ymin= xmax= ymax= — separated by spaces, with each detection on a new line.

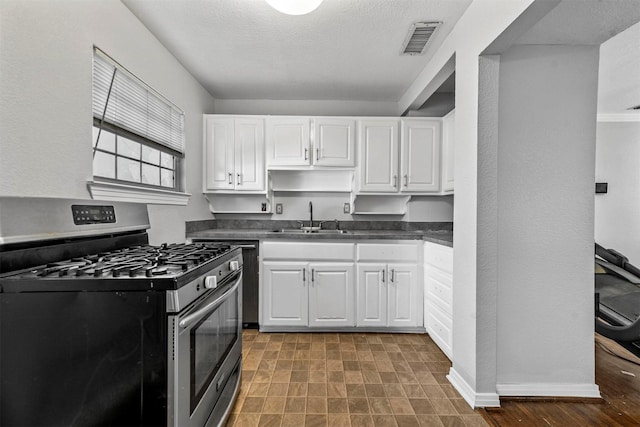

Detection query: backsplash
xmin=185 ymin=219 xmax=453 ymax=233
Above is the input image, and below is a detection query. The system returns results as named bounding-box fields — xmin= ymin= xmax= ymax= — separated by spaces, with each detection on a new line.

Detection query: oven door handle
xmin=178 ymin=271 xmax=243 ymax=329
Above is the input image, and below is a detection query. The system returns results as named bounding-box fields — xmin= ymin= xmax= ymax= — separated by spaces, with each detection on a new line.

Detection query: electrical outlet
xmin=275 ymin=203 xmax=283 ymax=214
xmin=343 ymin=203 xmax=350 ymax=214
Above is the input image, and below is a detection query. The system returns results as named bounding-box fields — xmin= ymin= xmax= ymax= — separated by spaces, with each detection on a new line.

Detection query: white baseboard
xmin=447 ymin=368 xmax=501 ymax=408
xmin=496 ymin=383 xmax=601 ymax=398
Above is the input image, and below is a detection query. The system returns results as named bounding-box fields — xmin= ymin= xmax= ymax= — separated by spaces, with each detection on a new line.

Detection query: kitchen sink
xmin=270 ymin=229 xmax=349 ymax=234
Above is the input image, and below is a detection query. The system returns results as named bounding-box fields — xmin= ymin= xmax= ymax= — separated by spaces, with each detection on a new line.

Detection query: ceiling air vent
xmin=401 ymin=21 xmax=442 ymax=56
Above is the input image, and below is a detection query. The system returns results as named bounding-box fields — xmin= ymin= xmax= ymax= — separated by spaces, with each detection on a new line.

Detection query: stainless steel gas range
xmin=0 ymin=197 xmax=242 ymax=427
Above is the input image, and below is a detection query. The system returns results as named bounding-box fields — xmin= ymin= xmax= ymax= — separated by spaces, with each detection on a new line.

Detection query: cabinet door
xmin=441 ymin=110 xmax=455 ymax=193
xmin=266 ymin=117 xmax=310 ymax=166
xmin=204 ymin=117 xmax=234 ymax=190
xmin=313 ymin=118 xmax=355 ymax=166
xmin=309 ymin=263 xmax=355 ymax=327
xmin=387 ymin=263 xmax=420 ymax=327
xmin=234 ymin=118 xmax=265 ymax=191
xmin=262 ymin=262 xmax=308 ymax=326
xmin=358 ymin=119 xmax=399 ymax=192
xmin=401 ymin=119 xmax=441 ymax=192
xmin=356 ymin=263 xmax=387 ymax=327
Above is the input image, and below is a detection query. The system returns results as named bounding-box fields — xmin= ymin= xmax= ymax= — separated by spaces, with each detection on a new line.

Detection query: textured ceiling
xmin=122 ymin=0 xmax=472 ymax=102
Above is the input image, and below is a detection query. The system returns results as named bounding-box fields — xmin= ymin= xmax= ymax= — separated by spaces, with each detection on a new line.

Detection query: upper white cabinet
xmin=358 ymin=119 xmax=399 ymax=192
xmin=441 ymin=109 xmax=455 ymax=194
xmin=358 ymin=118 xmax=441 ymax=194
xmin=401 ymin=119 xmax=441 ymax=192
xmin=266 ymin=117 xmax=355 ymax=167
xmin=204 ymin=116 xmax=265 ymax=191
xmin=313 ymin=118 xmax=356 ymax=166
xmin=266 ymin=117 xmax=310 ymax=166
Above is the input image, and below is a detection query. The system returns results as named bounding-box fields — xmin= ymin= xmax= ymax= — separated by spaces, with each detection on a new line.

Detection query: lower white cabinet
xmin=424 ymin=241 xmax=453 ymax=358
xmin=357 ymin=263 xmax=420 ymax=328
xmin=262 ymin=262 xmax=308 ymax=327
xmin=262 ymin=261 xmax=355 ymax=327
xmin=356 ymin=243 xmax=422 ymax=328
xmin=261 ymin=240 xmax=423 ymax=331
xmin=308 ymin=263 xmax=355 ymax=327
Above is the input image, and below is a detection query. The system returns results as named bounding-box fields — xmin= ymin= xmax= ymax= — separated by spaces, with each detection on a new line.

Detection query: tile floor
xmin=226 ymin=330 xmax=488 ymax=427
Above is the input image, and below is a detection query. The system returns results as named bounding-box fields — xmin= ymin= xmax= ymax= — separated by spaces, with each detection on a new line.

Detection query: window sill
xmin=88 ymin=181 xmax=191 ymax=206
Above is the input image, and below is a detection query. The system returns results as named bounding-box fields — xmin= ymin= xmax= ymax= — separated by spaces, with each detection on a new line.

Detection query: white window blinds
xmin=92 ymin=48 xmax=185 ymax=156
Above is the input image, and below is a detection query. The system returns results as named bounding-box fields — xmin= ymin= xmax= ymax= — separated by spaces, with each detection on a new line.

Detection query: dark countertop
xmin=187 ymin=228 xmax=453 ymax=247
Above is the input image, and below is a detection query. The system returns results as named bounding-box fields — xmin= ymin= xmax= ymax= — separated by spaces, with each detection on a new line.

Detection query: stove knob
xmin=229 ymin=260 xmax=240 ymax=272
xmin=204 ymin=276 xmax=217 ymax=289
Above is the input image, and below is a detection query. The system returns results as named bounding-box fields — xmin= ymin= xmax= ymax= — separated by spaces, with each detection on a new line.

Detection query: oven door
xmin=168 ymin=271 xmax=243 ymax=427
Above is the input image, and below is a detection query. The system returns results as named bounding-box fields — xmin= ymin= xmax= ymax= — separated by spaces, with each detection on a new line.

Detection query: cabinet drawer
xmin=263 ymin=241 xmax=354 ymax=260
xmin=424 ymin=242 xmax=453 ymax=273
xmin=425 ymin=266 xmax=452 ymax=315
xmin=425 ymin=302 xmax=452 ymax=358
xmin=357 ymin=243 xmax=418 ymax=262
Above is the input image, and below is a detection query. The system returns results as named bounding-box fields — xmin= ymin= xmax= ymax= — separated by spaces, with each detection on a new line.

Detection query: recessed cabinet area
xmin=424 ymin=241 xmax=454 ymax=358
xmin=202 ymin=113 xmax=455 ymax=214
xmin=260 ymin=240 xmax=424 ymax=333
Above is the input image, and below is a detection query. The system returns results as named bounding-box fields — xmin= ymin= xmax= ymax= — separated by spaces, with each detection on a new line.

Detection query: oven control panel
xmin=71 ymin=205 xmax=116 ymax=225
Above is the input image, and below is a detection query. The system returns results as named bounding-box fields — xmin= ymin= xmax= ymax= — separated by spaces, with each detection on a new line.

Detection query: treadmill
xmin=595 ymin=243 xmax=640 ymax=357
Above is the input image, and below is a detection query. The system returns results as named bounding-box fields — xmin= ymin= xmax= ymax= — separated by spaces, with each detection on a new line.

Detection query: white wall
xmin=0 ymin=0 xmax=216 ymax=244
xmin=495 ymin=45 xmax=600 ymax=396
xmin=595 ymin=120 xmax=640 ymax=264
xmin=213 ymin=99 xmax=398 ymax=117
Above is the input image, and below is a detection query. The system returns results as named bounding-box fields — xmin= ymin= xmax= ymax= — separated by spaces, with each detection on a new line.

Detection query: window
xmin=91 ymin=48 xmax=187 ymax=197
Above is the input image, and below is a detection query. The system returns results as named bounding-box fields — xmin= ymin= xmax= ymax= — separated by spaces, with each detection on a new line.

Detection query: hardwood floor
xmin=481 ymin=334 xmax=640 ymax=426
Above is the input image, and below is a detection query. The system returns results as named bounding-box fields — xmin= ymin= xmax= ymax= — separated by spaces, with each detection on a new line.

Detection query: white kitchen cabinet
xmin=262 ymin=262 xmax=308 ymax=326
xmin=358 ymin=118 xmax=442 ymax=194
xmin=424 ymin=241 xmax=453 ymax=358
xmin=313 ymin=118 xmax=356 ymax=166
xmin=204 ymin=116 xmax=265 ymax=191
xmin=308 ymin=263 xmax=355 ymax=327
xmin=261 ymin=242 xmax=356 ymax=328
xmin=357 ymin=264 xmax=387 ymax=327
xmin=358 ymin=119 xmax=400 ymax=192
xmin=401 ymin=119 xmax=441 ymax=192
xmin=356 ymin=243 xmax=422 ymax=328
xmin=441 ymin=109 xmax=455 ymax=194
xmin=387 ymin=263 xmax=419 ymax=327
xmin=266 ymin=117 xmax=311 ymax=166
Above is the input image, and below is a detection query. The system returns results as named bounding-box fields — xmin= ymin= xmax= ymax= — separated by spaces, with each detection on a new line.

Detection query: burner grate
xmin=25 ymin=243 xmax=232 ymax=279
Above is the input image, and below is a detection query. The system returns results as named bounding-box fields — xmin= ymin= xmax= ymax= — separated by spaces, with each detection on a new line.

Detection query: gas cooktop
xmin=0 ymin=243 xmax=239 ymax=292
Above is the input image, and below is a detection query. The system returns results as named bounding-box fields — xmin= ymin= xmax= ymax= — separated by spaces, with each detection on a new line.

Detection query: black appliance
xmin=192 ymin=239 xmax=259 ymax=329
xmin=595 ymin=243 xmax=640 ymax=357
xmin=0 ymin=197 xmax=242 ymax=427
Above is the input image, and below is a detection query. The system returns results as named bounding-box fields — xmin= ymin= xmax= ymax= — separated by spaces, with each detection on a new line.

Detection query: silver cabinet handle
xmin=303 ymin=268 xmax=306 ymax=282
xmin=311 ymin=268 xmax=315 ymax=284
xmin=304 ymin=148 xmax=308 ymax=160
xmin=391 ymin=269 xmax=395 ymax=283
xmin=179 ymin=272 xmax=242 ymax=329
xmin=404 ymin=175 xmax=408 ymax=187
xmin=382 ymin=270 xmax=385 ymax=283
xmin=316 ymin=148 xmax=320 ymax=161
xmin=393 ymin=175 xmax=397 ymax=187
xmin=228 ymin=173 xmax=232 ymax=185
xmin=237 ymin=173 xmax=241 ymax=185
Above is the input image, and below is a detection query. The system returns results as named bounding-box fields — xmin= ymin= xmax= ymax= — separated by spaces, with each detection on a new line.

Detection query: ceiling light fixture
xmin=265 ymin=0 xmax=323 ymax=15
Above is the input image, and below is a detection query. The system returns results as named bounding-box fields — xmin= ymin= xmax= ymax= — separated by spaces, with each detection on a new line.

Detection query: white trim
xmin=597 ymin=113 xmax=640 ymax=122
xmin=496 ymin=383 xmax=601 ymax=398
xmin=88 ymin=181 xmax=191 ymax=206
xmin=447 ymin=368 xmax=501 ymax=408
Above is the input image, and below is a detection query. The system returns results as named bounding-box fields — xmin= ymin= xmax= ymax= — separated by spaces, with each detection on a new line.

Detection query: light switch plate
xmin=276 ymin=203 xmax=283 ymax=214
xmin=343 ymin=203 xmax=350 ymax=214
